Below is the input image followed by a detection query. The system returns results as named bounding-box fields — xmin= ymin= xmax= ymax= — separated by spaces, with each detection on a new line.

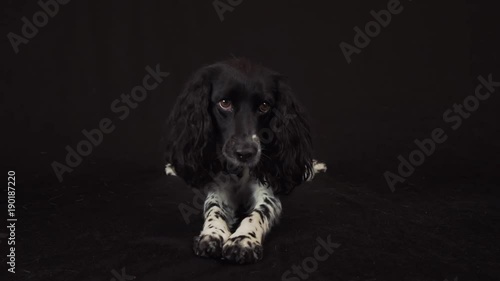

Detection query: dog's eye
xmin=259 ymin=102 xmax=271 ymax=113
xmin=218 ymin=99 xmax=233 ymax=111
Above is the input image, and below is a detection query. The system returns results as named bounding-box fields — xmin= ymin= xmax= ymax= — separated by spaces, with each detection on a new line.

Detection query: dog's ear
xmin=264 ymin=75 xmax=314 ymax=193
xmin=165 ymin=66 xmax=218 ymax=187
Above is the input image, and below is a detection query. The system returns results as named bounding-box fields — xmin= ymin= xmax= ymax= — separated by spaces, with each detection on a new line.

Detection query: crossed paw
xmin=193 ymin=234 xmax=224 ymax=258
xmin=193 ymin=234 xmax=263 ymax=264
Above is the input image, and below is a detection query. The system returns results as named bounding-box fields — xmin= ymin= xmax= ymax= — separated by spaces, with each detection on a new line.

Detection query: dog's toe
xmin=222 ymin=236 xmax=263 ymax=264
xmin=193 ymin=234 xmax=223 ymax=258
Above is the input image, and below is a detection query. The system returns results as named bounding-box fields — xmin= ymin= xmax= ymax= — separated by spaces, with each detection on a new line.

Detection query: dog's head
xmin=165 ymin=58 xmax=313 ymax=193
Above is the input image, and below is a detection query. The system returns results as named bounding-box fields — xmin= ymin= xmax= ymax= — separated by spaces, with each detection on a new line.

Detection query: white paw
xmin=222 ymin=235 xmax=263 ymax=264
xmin=193 ymin=233 xmax=226 ymax=258
xmin=165 ymin=163 xmax=177 ymax=176
xmin=313 ymin=159 xmax=327 ymax=173
xmin=306 ymin=159 xmax=327 ymax=181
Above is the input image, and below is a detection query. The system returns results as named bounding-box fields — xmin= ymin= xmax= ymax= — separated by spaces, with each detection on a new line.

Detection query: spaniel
xmin=165 ymin=58 xmax=326 ymax=264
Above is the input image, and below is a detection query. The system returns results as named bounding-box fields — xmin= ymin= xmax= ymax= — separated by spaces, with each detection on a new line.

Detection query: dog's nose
xmin=235 ymin=147 xmax=257 ymax=162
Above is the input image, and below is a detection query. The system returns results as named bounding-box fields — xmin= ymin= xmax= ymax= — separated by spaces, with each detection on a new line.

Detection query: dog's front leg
xmin=222 ymin=182 xmax=282 ymax=263
xmin=193 ymin=188 xmax=234 ymax=258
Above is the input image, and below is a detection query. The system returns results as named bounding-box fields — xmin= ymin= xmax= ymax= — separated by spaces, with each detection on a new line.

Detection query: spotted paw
xmin=193 ymin=234 xmax=223 ymax=258
xmin=222 ymin=235 xmax=263 ymax=264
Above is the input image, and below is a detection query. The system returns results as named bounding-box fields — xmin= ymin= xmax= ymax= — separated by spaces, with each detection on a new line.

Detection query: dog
xmin=164 ymin=58 xmax=326 ymax=264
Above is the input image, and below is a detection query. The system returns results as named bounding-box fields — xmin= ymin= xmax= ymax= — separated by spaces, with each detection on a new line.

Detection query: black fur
xmin=165 ymin=58 xmax=313 ymax=193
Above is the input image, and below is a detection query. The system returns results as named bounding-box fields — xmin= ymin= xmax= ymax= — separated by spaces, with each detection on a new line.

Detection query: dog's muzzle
xmin=223 ymin=134 xmax=261 ymax=166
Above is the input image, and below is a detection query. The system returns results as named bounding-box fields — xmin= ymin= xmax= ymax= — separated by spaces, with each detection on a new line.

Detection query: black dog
xmin=165 ymin=58 xmax=326 ymax=263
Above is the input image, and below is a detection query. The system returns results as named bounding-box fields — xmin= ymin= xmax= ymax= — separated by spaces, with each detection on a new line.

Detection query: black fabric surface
xmin=13 ymin=172 xmax=500 ymax=281
xmin=1 ymin=0 xmax=499 ymax=280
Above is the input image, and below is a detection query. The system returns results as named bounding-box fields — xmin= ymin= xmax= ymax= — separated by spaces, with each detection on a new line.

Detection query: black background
xmin=1 ymin=1 xmax=499 ymax=281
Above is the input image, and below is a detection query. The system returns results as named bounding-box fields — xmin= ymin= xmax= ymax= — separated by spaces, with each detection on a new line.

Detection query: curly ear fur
xmin=165 ymin=67 xmax=219 ymax=187
xmin=255 ymin=76 xmax=314 ymax=193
